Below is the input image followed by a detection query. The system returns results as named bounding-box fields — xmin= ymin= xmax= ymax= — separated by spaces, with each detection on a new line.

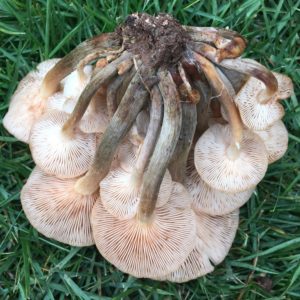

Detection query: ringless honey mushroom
xmin=21 ymin=167 xmax=97 ymax=246
xmin=4 ymin=13 xmax=293 ymax=282
xmin=3 ymin=59 xmax=60 ymax=143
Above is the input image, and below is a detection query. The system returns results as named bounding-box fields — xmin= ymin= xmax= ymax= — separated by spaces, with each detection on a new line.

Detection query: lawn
xmin=0 ymin=0 xmax=300 ymax=299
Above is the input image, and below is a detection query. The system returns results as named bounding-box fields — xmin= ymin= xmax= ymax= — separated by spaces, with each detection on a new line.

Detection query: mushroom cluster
xmin=4 ymin=13 xmax=293 ymax=282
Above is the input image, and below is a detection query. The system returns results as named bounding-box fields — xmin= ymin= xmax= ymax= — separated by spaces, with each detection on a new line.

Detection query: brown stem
xmin=40 ymin=33 xmax=120 ymax=98
xmin=62 ymin=51 xmax=132 ymax=135
xmin=189 ymin=41 xmax=220 ymax=63
xmin=135 ymin=109 xmax=150 ymax=139
xmin=219 ymin=58 xmax=278 ymax=103
xmin=193 ymin=51 xmax=243 ymax=151
xmin=138 ymin=69 xmax=182 ymax=222
xmin=117 ymin=58 xmax=133 ymax=75
xmin=77 ymin=46 xmax=125 ymax=80
xmin=217 ymin=66 xmax=249 ymax=93
xmin=184 ymin=26 xmax=246 ymax=59
xmin=74 ymin=72 xmax=149 ymax=195
xmin=106 ymin=67 xmax=134 ymax=118
xmin=178 ymin=63 xmax=200 ymax=104
xmin=132 ymin=85 xmax=163 ymax=183
xmin=193 ymin=78 xmax=211 ymax=137
xmin=169 ymin=102 xmax=197 ymax=183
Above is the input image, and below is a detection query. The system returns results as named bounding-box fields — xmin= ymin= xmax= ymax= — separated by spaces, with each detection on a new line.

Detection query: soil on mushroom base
xmin=118 ymin=13 xmax=190 ymax=68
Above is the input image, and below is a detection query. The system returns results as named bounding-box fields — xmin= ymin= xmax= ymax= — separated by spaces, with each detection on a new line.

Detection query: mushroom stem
xmin=77 ymin=47 xmax=125 ymax=81
xmin=40 ymin=33 xmax=120 ymax=98
xmin=189 ymin=42 xmax=220 ymax=63
xmin=193 ymin=79 xmax=210 ymax=136
xmin=184 ymin=26 xmax=246 ymax=59
xmin=178 ymin=63 xmax=201 ymax=104
xmin=138 ymin=70 xmax=182 ymax=222
xmin=62 ymin=52 xmax=132 ymax=136
xmin=74 ymin=72 xmax=148 ymax=195
xmin=169 ymin=102 xmax=197 ymax=183
xmin=219 ymin=58 xmax=278 ymax=104
xmin=106 ymin=68 xmax=135 ymax=118
xmin=193 ymin=51 xmax=243 ymax=153
xmin=131 ymin=85 xmax=163 ymax=183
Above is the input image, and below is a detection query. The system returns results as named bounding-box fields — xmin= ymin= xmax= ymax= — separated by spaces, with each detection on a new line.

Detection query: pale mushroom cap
xmin=153 ymin=207 xmax=239 ymax=282
xmin=30 ymin=110 xmax=96 ymax=178
xmin=3 ymin=94 xmax=43 ymax=143
xmin=35 ymin=58 xmax=61 ymax=78
xmin=194 ymin=124 xmax=268 ymax=193
xmin=3 ymin=59 xmax=61 ymax=143
xmin=129 ymin=124 xmax=145 ymax=145
xmin=186 ymin=168 xmax=254 ymax=215
xmin=79 ymin=94 xmax=109 ymax=134
xmin=62 ymin=65 xmax=93 ymax=99
xmin=46 ymin=92 xmax=69 ymax=112
xmin=21 ymin=167 xmax=97 ymax=246
xmin=196 ymin=209 xmax=239 ymax=265
xmin=153 ymin=238 xmax=214 ymax=282
xmin=100 ymin=167 xmax=173 ymax=219
xmin=235 ymin=77 xmax=284 ymax=130
xmin=255 ymin=120 xmax=289 ymax=164
xmin=117 ymin=140 xmax=139 ymax=172
xmin=273 ymin=72 xmax=294 ymax=99
xmin=91 ymin=182 xmax=196 ymax=278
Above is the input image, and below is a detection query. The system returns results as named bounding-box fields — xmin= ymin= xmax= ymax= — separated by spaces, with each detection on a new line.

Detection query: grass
xmin=0 ymin=0 xmax=299 ymax=299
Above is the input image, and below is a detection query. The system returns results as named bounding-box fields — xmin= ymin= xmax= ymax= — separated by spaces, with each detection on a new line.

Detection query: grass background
xmin=0 ymin=0 xmax=299 ymax=299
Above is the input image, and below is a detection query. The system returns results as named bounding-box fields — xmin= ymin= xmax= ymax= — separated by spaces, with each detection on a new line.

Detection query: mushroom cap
xmin=129 ymin=124 xmax=145 ymax=146
xmin=3 ymin=93 xmax=44 ymax=143
xmin=186 ymin=167 xmax=254 ymax=215
xmin=117 ymin=140 xmax=139 ymax=172
xmin=30 ymin=110 xmax=96 ymax=178
xmin=235 ymin=77 xmax=284 ymax=130
xmin=21 ymin=167 xmax=97 ymax=246
xmin=153 ymin=238 xmax=214 ymax=282
xmin=194 ymin=124 xmax=268 ymax=193
xmin=153 ymin=208 xmax=239 ymax=282
xmin=255 ymin=120 xmax=288 ymax=164
xmin=273 ymin=72 xmax=294 ymax=99
xmin=100 ymin=167 xmax=173 ymax=220
xmin=3 ymin=59 xmax=60 ymax=143
xmin=62 ymin=65 xmax=93 ymax=99
xmin=35 ymin=58 xmax=61 ymax=78
xmin=91 ymin=182 xmax=196 ymax=278
xmin=195 ymin=209 xmax=239 ymax=265
xmin=79 ymin=89 xmax=109 ymax=134
xmin=46 ymin=92 xmax=70 ymax=112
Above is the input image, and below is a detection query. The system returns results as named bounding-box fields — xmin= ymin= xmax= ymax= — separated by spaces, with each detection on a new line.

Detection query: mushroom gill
xmin=21 ymin=167 xmax=97 ymax=246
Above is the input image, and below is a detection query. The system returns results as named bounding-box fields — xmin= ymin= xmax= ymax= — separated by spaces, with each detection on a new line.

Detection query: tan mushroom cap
xmin=153 ymin=238 xmax=214 ymax=282
xmin=235 ymin=77 xmax=284 ymax=130
xmin=273 ymin=72 xmax=294 ymax=99
xmin=79 ymin=88 xmax=109 ymax=134
xmin=30 ymin=110 xmax=96 ymax=178
xmin=196 ymin=209 xmax=239 ymax=265
xmin=194 ymin=124 xmax=268 ymax=193
xmin=21 ymin=167 xmax=97 ymax=246
xmin=3 ymin=59 xmax=60 ymax=143
xmin=117 ymin=140 xmax=139 ymax=172
xmin=46 ymin=92 xmax=70 ymax=112
xmin=129 ymin=124 xmax=145 ymax=146
xmin=186 ymin=167 xmax=254 ymax=215
xmin=255 ymin=120 xmax=289 ymax=164
xmin=35 ymin=58 xmax=61 ymax=78
xmin=91 ymin=182 xmax=196 ymax=278
xmin=153 ymin=208 xmax=239 ymax=282
xmin=100 ymin=167 xmax=173 ymax=220
xmin=62 ymin=66 xmax=93 ymax=99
